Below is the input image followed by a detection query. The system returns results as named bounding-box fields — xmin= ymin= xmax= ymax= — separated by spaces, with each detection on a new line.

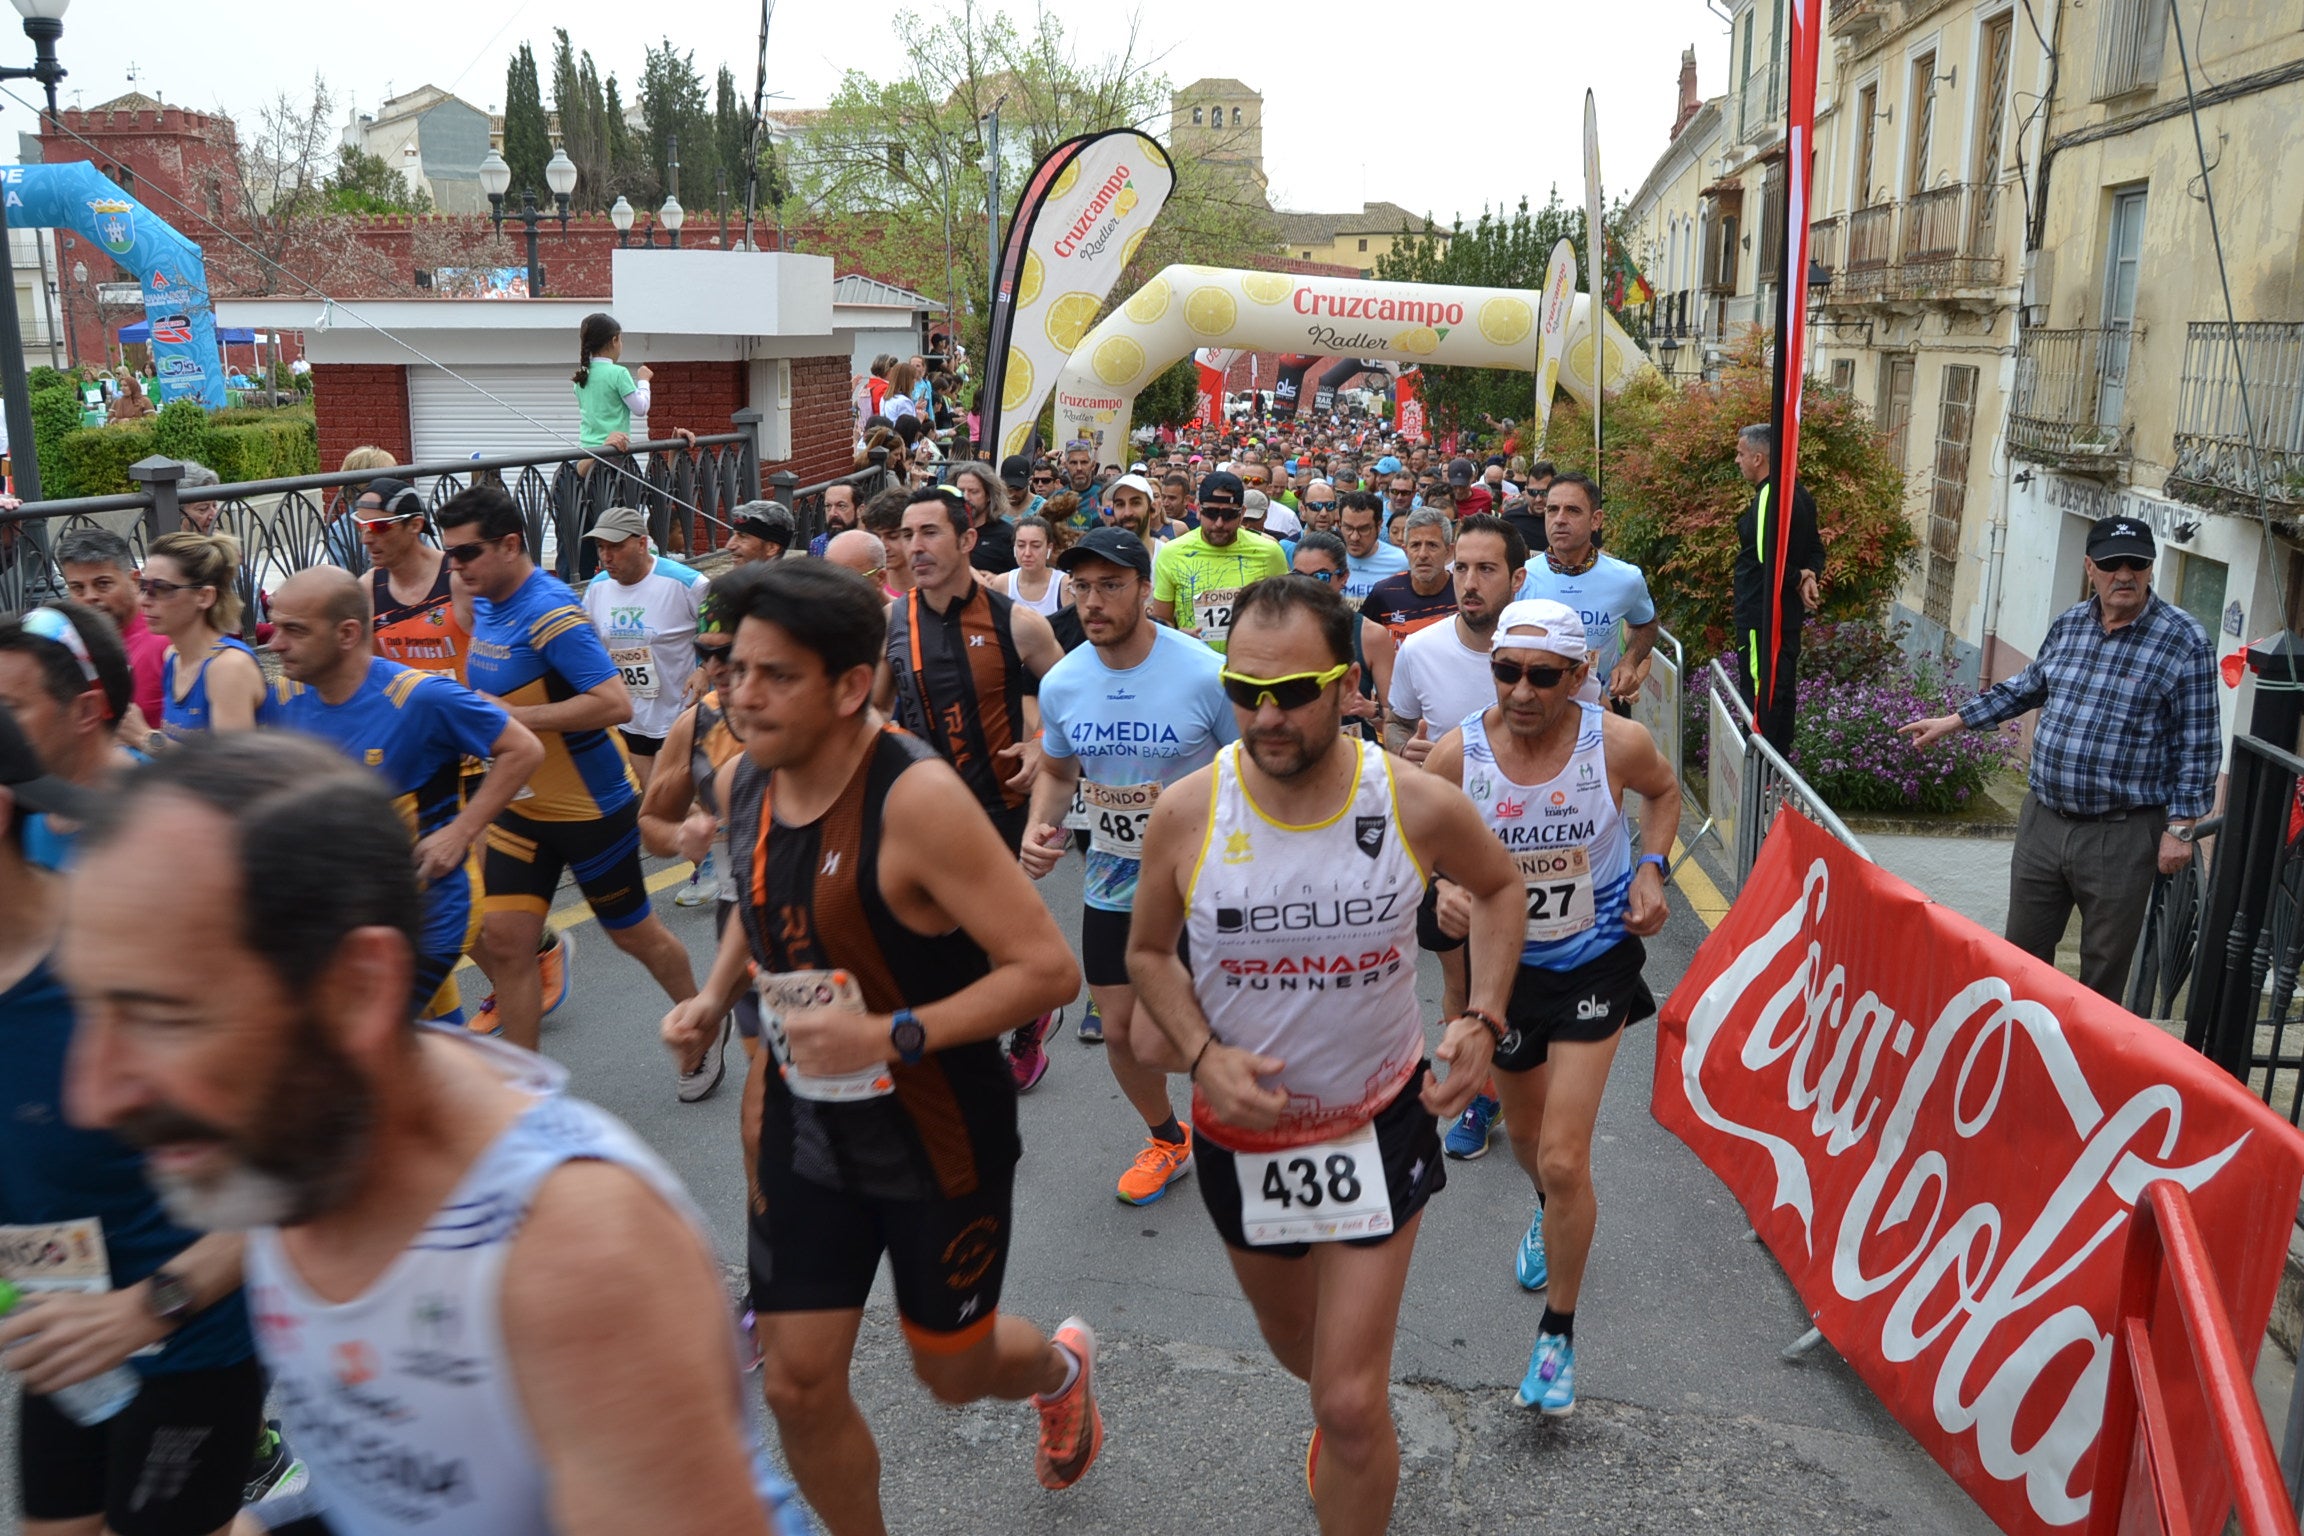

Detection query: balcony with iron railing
xmin=1891 ymin=183 xmax=2005 ymax=292
xmin=1807 ymin=215 xmax=1843 ymax=277
xmin=1734 ymin=61 xmax=1783 ymax=146
xmin=1836 ymin=203 xmax=1897 ymax=299
xmin=2168 ymin=320 xmax=2304 ymax=508
xmin=2009 ymin=326 xmax=2142 ymax=468
xmin=1828 ymin=0 xmax=1890 ymax=40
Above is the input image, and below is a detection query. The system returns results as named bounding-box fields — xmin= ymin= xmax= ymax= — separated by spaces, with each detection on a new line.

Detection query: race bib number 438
xmin=1234 ymin=1121 xmax=1392 ymax=1246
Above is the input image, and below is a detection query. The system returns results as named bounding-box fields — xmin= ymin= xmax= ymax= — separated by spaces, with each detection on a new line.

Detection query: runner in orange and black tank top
xmin=724 ymin=726 xmax=1017 ymax=1200
xmin=884 ymin=581 xmax=1034 ymax=846
xmin=370 ymin=562 xmax=471 ymax=681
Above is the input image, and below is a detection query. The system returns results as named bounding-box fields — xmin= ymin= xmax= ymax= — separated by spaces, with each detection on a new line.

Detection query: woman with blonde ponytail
xmin=143 ymin=530 xmax=263 ymax=735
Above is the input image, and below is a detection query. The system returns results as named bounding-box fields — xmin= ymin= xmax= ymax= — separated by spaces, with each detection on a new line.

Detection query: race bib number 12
xmin=1234 ymin=1121 xmax=1392 ymax=1246
xmin=1193 ymin=587 xmax=1241 ymax=644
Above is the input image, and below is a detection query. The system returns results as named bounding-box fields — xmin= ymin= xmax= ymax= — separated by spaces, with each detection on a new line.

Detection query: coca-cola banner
xmin=1655 ymin=811 xmax=2304 ymax=1536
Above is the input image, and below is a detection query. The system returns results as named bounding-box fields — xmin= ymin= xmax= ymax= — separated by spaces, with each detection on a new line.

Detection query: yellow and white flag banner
xmin=1532 ymin=240 xmax=1576 ymax=454
xmin=983 ymin=129 xmax=1175 ymax=464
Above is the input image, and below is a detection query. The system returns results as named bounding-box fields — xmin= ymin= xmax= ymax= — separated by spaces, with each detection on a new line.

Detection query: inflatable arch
xmin=1049 ymin=265 xmax=1648 ymax=461
xmin=1 ymin=162 xmax=229 ymax=408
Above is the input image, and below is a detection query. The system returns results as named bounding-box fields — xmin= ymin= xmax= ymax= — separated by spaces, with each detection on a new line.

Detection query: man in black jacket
xmin=1732 ymin=423 xmax=1824 ymax=754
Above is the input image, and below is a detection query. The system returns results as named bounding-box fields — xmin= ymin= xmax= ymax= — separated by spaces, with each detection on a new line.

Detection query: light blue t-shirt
xmin=1517 ymin=551 xmax=1657 ymax=692
xmin=1038 ymin=624 xmax=1236 ymax=911
xmin=1342 ymin=541 xmax=1409 ymax=604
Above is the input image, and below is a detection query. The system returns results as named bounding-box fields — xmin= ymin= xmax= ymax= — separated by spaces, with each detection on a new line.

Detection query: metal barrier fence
xmin=1705 ymin=656 xmax=1871 ymax=885
xmin=0 ymin=412 xmax=910 ymax=636
xmin=1629 ymin=627 xmax=1685 ymax=788
xmin=2185 ymin=733 xmax=2304 ymax=1126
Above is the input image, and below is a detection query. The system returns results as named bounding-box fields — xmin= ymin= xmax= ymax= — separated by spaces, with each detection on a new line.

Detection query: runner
xmin=1420 ymin=599 xmax=1678 ymax=1416
xmin=1336 ymin=492 xmax=1408 ymax=607
xmin=55 ymin=527 xmax=167 ymax=728
xmin=356 ymin=477 xmax=473 ymax=681
xmin=662 ymin=560 xmax=1103 ymax=1532
xmin=1287 ymin=532 xmax=1393 ymax=742
xmin=989 ymin=516 xmax=1068 ymax=615
xmin=0 ymin=604 xmax=138 ymax=865
xmin=876 ymin=485 xmax=1067 ymax=1088
xmin=1514 ymin=473 xmax=1659 ymax=713
xmin=580 ymin=506 xmax=707 ymax=790
xmin=145 ymin=531 xmax=264 ymax=738
xmin=1387 ymin=514 xmax=1527 ymax=768
xmin=58 ymin=732 xmax=807 ymax=1536
xmin=260 ymin=567 xmax=545 ymax=1024
xmin=436 ymin=485 xmax=706 ymax=1093
xmin=1018 ymin=528 xmax=1233 ymax=1205
xmin=637 ymin=595 xmax=759 ymax=1092
xmin=1148 ymin=471 xmax=1289 ymax=655
xmin=727 ymin=502 xmax=797 ymax=566
xmin=0 ymin=709 xmax=288 ymax=1536
xmin=825 ymin=529 xmax=893 ymax=594
xmin=1125 ymin=575 xmax=1522 ymax=1536
xmin=1359 ymin=507 xmax=1458 ymax=644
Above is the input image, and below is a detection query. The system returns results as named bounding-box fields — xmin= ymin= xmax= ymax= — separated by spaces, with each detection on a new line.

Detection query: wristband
xmin=1638 ymin=852 xmax=1669 ymax=876
xmin=1458 ymin=1008 xmax=1509 ymax=1046
xmin=1188 ymin=1037 xmax=1215 ymax=1079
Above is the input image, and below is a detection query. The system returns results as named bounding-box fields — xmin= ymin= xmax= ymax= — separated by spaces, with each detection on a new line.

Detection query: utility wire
xmin=2 ymin=80 xmax=713 ymax=521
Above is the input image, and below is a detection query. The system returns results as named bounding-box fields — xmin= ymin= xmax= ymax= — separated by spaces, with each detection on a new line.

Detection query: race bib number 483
xmin=1083 ymin=780 xmax=1159 ymax=858
xmin=1234 ymin=1121 xmax=1392 ymax=1246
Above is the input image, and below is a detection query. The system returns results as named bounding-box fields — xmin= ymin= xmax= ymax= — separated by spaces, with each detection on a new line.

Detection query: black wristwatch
xmin=143 ymin=1268 xmax=196 ymax=1330
xmin=889 ymin=1008 xmax=927 ymax=1066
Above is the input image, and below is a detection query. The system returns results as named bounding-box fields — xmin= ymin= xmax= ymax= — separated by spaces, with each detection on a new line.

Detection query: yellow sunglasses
xmin=1219 ymin=662 xmax=1351 ymax=710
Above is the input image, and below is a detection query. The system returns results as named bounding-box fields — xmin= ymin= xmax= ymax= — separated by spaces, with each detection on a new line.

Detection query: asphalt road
xmin=2 ymin=810 xmax=1998 ymax=1536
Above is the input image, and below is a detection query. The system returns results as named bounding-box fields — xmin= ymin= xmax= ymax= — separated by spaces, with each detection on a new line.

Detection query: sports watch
xmin=143 ymin=1268 xmax=196 ymax=1329
xmin=1638 ymin=853 xmax=1670 ymax=877
xmin=889 ymin=1008 xmax=927 ymax=1066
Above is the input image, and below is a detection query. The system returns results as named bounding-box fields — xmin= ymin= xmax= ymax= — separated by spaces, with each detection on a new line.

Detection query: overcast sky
xmin=34 ymin=0 xmax=1732 ymax=229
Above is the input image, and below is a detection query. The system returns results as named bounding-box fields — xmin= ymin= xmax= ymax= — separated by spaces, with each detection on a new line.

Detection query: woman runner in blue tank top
xmin=144 ymin=530 xmax=265 ymax=736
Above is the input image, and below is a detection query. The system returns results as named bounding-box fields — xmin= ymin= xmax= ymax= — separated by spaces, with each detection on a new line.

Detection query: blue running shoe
xmin=1516 ymin=1203 xmax=1548 ymax=1291
xmin=1516 ymin=1332 xmax=1576 ymax=1416
xmin=1443 ymin=1093 xmax=1499 ymax=1159
xmin=1077 ymin=997 xmax=1105 ymax=1044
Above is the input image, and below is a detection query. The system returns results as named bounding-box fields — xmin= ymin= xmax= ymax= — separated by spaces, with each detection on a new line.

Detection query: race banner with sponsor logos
xmin=1395 ymin=366 xmax=1425 ymax=442
xmin=1531 ymin=240 xmax=1576 ymax=455
xmin=983 ymin=129 xmax=1175 ymax=465
xmin=1583 ymin=92 xmax=1604 ymax=473
xmin=1054 ymin=266 xmax=1649 ymax=464
xmin=1759 ymin=0 xmax=1823 ymax=726
xmin=1655 ymin=811 xmax=2304 ymax=1536
xmin=1192 ymin=348 xmax=1236 ymax=426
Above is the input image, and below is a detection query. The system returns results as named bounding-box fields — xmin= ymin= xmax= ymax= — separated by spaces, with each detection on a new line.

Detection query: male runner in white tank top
xmin=57 ymin=734 xmax=802 ymax=1536
xmin=1127 ymin=575 xmax=1526 ymax=1536
xmin=1422 ymin=599 xmax=1679 ymax=1418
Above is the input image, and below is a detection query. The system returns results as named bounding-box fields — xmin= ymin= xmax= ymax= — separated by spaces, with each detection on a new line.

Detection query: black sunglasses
xmin=1199 ymin=504 xmax=1244 ymax=520
xmin=440 ymin=541 xmax=493 ymax=565
xmin=1491 ymin=659 xmax=1574 ymax=689
xmin=693 ymin=640 xmax=732 ymax=664
xmin=2095 ymin=556 xmax=2151 ymax=573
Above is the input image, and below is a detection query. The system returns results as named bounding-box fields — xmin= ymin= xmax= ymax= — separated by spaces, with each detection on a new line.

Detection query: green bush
xmin=54 ymin=421 xmax=158 ymax=498
xmin=28 ymin=384 xmax=82 ymax=496
xmin=48 ymin=402 xmax=318 ymax=496
xmin=203 ymin=415 xmax=317 ymax=483
xmin=150 ymin=396 xmax=208 ymax=462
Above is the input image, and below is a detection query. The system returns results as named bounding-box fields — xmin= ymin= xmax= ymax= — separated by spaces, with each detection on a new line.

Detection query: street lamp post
xmin=0 ymin=0 xmax=71 ymax=500
xmin=479 ymin=146 xmax=577 ymax=297
xmin=610 ymin=196 xmax=634 ymax=248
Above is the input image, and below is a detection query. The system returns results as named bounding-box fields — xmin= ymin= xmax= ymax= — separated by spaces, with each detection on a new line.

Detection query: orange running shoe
xmin=1306 ymin=1426 xmax=1322 ymax=1500
xmin=538 ymin=930 xmax=573 ymax=1018
xmin=1031 ymin=1317 xmax=1102 ymax=1491
xmin=1115 ymin=1125 xmax=1193 ymax=1206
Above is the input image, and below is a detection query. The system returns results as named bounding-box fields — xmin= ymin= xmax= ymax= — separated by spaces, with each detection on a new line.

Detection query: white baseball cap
xmin=1107 ymin=473 xmax=1157 ymax=502
xmin=1491 ymin=599 xmax=1588 ymax=661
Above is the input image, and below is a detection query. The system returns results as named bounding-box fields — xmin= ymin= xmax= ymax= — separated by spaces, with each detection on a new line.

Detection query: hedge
xmin=43 ymin=403 xmax=318 ymax=498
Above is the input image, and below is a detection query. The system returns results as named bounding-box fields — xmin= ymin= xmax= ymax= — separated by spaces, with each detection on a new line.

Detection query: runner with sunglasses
xmin=638 ymin=598 xmax=758 ymax=1097
xmin=435 ymin=486 xmax=707 ymax=1098
xmin=1419 ymin=598 xmax=1679 ymax=1418
xmin=355 ymin=476 xmax=474 ymax=681
xmin=1148 ymin=471 xmax=1288 ymax=656
xmin=1287 ymin=532 xmax=1392 ymax=742
xmin=1127 ymin=575 xmax=1522 ymax=1536
xmin=1019 ymin=528 xmax=1233 ymax=1206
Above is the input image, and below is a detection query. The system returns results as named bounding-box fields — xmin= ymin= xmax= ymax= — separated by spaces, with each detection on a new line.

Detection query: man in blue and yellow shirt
xmin=436 ymin=487 xmax=707 ymax=1090
xmin=260 ymin=567 xmax=543 ymax=1019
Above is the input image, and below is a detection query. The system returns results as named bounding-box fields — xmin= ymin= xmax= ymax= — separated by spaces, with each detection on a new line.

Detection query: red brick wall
xmin=313 ymin=365 xmax=412 ymax=472
xmin=646 ymin=361 xmax=747 ymax=440
xmin=766 ymin=355 xmax=857 ymax=490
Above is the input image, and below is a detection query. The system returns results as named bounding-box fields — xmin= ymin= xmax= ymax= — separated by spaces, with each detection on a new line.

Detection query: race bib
xmin=1193 ymin=586 xmax=1241 ymax=644
xmin=1233 ymin=1121 xmax=1392 ymax=1246
xmin=1083 ymin=780 xmax=1159 ymax=858
xmin=610 ymin=645 xmax=658 ymax=700
xmin=1517 ymin=845 xmax=1596 ymax=943
xmin=0 ymin=1217 xmax=111 ymax=1294
xmin=1063 ymin=782 xmax=1090 ymax=832
xmin=754 ymin=969 xmax=896 ymax=1102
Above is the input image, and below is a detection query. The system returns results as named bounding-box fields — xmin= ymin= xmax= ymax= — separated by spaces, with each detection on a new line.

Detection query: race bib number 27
xmin=1234 ymin=1121 xmax=1391 ymax=1246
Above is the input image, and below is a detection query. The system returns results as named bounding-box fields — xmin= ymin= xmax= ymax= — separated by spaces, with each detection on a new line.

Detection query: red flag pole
xmin=1762 ymin=0 xmax=1821 ymax=733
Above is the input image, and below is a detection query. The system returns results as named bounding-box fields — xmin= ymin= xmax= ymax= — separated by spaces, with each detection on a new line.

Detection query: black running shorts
xmin=617 ymin=726 xmax=666 ymax=757
xmin=750 ymin=1156 xmax=1015 ymax=1355
xmin=1194 ymin=1062 xmax=1446 ymax=1258
xmin=483 ymin=801 xmax=653 ymax=930
xmin=1492 ymin=936 xmax=1654 ymax=1073
xmin=18 ymin=1357 xmax=267 ymax=1536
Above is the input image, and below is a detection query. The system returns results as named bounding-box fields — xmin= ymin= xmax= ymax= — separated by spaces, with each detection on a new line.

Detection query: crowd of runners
xmin=0 ymin=403 xmax=1698 ymax=1536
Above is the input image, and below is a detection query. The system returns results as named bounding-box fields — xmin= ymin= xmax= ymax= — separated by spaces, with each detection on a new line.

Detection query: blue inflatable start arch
xmin=0 ymin=161 xmax=228 ymax=409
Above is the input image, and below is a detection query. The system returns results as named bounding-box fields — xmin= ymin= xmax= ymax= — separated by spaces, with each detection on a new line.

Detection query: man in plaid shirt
xmin=1903 ymin=515 xmax=2218 ymax=1001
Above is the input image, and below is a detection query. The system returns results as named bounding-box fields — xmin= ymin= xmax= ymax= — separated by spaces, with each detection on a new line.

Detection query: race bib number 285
xmin=1233 ymin=1121 xmax=1391 ymax=1246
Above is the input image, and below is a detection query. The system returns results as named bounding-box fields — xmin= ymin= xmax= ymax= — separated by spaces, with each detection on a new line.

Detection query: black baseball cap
xmin=1055 ymin=526 xmax=1152 ymax=579
xmin=0 ymin=705 xmax=94 ymax=821
xmin=1199 ymin=470 xmax=1246 ymax=510
xmin=2087 ymin=515 xmax=2156 ymax=563
xmin=353 ymin=476 xmax=423 ymax=522
xmin=999 ymin=454 xmax=1034 ymax=489
xmin=1446 ymin=458 xmax=1476 ymax=486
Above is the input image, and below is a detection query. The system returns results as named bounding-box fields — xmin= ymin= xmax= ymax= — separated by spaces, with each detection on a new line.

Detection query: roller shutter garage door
xmin=406 ymin=364 xmax=649 ymax=465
